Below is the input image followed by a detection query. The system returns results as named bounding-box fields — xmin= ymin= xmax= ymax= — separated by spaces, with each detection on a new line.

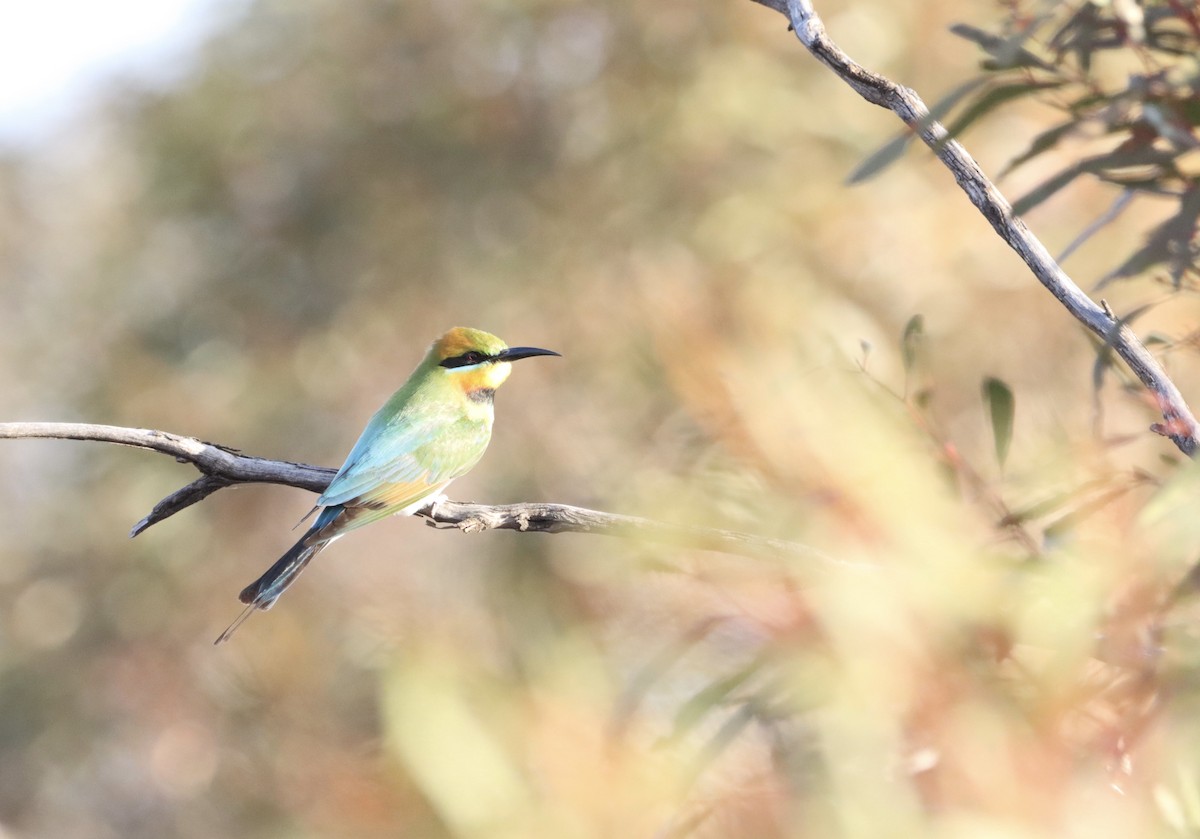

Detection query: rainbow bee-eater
xmin=216 ymin=326 xmax=559 ymax=643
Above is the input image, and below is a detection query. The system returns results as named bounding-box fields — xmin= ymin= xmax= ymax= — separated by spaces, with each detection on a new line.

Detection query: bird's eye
xmin=439 ymin=350 xmax=491 ymax=369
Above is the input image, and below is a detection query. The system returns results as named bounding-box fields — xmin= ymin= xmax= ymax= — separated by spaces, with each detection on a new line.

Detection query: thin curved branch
xmin=0 ymin=422 xmax=836 ymax=566
xmin=749 ymin=0 xmax=1199 ymax=457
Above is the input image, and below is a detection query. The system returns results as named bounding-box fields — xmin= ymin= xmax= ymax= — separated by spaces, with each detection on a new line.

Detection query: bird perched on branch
xmin=216 ymin=326 xmax=560 ymax=643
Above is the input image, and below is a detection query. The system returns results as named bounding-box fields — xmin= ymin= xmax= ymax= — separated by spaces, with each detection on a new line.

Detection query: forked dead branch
xmin=0 ymin=421 xmax=835 ymax=566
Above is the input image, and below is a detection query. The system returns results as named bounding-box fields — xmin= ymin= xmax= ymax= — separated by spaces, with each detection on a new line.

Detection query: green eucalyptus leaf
xmin=901 ymin=314 xmax=924 ymax=376
xmin=982 ymin=376 xmax=1015 ymax=468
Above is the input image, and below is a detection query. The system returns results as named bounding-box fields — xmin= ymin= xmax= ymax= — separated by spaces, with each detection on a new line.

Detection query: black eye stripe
xmin=439 ymin=351 xmax=492 ymax=369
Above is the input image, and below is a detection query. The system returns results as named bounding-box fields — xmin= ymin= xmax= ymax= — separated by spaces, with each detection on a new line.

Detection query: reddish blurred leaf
xmin=1001 ymin=120 xmax=1078 ymax=177
xmin=943 ymin=80 xmax=1066 ymax=140
xmin=1098 ymin=186 xmax=1200 ymax=287
xmin=950 ymin=23 xmax=1056 ymax=71
xmin=1012 ymin=146 xmax=1179 ymax=215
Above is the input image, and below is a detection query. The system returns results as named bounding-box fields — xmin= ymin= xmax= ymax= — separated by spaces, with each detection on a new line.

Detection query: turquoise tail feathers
xmin=236 ymin=538 xmax=325 ymax=608
xmin=214 ymin=505 xmax=344 ymax=644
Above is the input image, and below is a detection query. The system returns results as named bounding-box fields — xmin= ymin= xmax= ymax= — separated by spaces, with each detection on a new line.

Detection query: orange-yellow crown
xmin=432 ymin=327 xmax=509 ymax=362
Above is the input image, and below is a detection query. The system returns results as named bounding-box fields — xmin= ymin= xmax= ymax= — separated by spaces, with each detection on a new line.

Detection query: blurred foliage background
xmin=4 ymin=0 xmax=1200 ymax=836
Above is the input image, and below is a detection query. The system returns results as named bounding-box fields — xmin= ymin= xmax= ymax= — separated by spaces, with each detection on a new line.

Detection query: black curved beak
xmin=496 ymin=346 xmax=561 ymax=362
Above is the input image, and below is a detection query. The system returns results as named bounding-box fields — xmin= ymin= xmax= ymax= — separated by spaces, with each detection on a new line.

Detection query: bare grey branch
xmin=0 ymin=422 xmax=835 ymax=566
xmin=749 ymin=0 xmax=1199 ymax=456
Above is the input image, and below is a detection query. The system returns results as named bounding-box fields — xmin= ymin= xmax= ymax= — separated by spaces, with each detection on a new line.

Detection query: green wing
xmin=318 ymin=400 xmax=491 ymax=513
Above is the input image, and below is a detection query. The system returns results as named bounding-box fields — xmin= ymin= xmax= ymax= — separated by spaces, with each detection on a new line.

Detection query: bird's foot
xmin=424 ymin=492 xmax=450 ymax=519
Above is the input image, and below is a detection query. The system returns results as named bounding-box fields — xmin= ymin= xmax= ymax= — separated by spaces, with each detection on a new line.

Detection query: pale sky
xmin=0 ymin=0 xmax=220 ymax=145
